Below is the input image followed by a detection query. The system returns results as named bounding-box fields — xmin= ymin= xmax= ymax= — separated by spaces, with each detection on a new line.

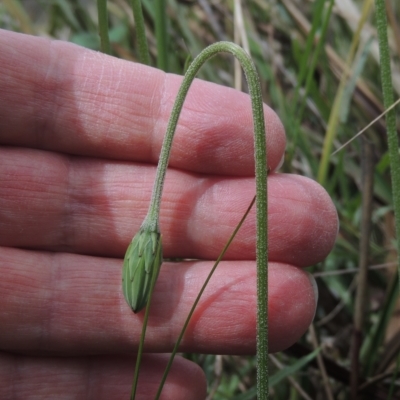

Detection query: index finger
xmin=0 ymin=29 xmax=286 ymax=175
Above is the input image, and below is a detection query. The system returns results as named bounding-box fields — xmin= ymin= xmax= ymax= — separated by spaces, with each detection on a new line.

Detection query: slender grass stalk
xmin=233 ymin=0 xmax=249 ymax=90
xmin=233 ymin=0 xmax=242 ymax=90
xmin=155 ymin=0 xmax=168 ymax=71
xmin=375 ymin=0 xmax=400 ymax=289
xmin=154 ymin=196 xmax=256 ymax=400
xmin=287 ymin=0 xmax=334 ymax=164
xmin=361 ymin=271 xmax=399 ymax=376
xmin=3 ymin=0 xmax=34 ymax=34
xmin=269 ymin=351 xmax=320 ymax=399
xmin=387 ymin=354 xmax=400 ymax=400
xmin=130 ymin=237 xmax=161 ymax=399
xmin=130 ymin=0 xmax=151 ymax=65
xmin=97 ymin=0 xmax=111 ymax=54
xmin=125 ymin=42 xmax=269 ymax=399
xmin=350 ymin=140 xmax=374 ymax=399
xmin=309 ymin=324 xmax=334 ymax=400
xmin=331 ymin=97 xmax=400 ymax=156
xmin=291 ymin=0 xmax=326 ymax=110
xmin=317 ymin=0 xmax=373 ymax=185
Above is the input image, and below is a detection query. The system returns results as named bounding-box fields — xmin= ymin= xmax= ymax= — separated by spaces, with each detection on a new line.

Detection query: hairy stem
xmin=375 ymin=0 xmax=400 ymax=290
xmin=140 ymin=41 xmax=269 ymax=399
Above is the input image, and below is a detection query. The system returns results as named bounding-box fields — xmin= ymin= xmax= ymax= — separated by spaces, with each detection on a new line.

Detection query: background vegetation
xmin=2 ymin=0 xmax=400 ymax=398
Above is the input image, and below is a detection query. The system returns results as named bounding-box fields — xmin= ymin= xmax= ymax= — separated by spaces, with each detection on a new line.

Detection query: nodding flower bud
xmin=122 ymin=227 xmax=163 ymax=313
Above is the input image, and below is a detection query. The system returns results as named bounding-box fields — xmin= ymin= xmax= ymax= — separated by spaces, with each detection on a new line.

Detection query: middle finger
xmin=0 ymin=147 xmax=337 ymax=266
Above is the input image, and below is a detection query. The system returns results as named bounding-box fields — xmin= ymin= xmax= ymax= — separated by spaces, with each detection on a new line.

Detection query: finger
xmin=0 ymin=247 xmax=317 ymax=355
xmin=0 ymin=29 xmax=285 ymax=175
xmin=0 ymin=148 xmax=338 ymax=266
xmin=0 ymin=352 xmax=206 ymax=400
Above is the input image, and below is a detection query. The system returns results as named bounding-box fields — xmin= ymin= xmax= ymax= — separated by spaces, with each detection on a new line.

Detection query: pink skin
xmin=0 ymin=29 xmax=338 ymax=399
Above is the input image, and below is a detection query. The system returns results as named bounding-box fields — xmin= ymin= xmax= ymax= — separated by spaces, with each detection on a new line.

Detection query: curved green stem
xmin=141 ymin=41 xmax=269 ymax=399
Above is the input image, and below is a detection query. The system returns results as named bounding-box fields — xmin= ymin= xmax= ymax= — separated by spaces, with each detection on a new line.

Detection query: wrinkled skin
xmin=0 ymin=29 xmax=338 ymax=399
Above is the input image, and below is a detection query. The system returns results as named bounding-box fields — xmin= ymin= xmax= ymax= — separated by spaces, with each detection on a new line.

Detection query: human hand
xmin=0 ymin=29 xmax=338 ymax=399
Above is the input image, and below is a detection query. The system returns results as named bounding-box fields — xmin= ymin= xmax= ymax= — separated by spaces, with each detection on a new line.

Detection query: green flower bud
xmin=122 ymin=227 xmax=163 ymax=313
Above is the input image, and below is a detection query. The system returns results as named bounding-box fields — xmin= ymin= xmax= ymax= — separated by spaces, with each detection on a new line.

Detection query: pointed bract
xmin=122 ymin=227 xmax=163 ymax=313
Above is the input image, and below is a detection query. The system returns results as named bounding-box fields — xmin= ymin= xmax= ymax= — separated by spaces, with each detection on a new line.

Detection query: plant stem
xmin=130 ymin=238 xmax=161 ymax=399
xmin=350 ymin=139 xmax=374 ymax=399
xmin=130 ymin=0 xmax=151 ymax=65
xmin=375 ymin=0 xmax=400 ymax=290
xmin=141 ymin=41 xmax=269 ymax=398
xmin=154 ymin=196 xmax=256 ymax=400
xmin=97 ymin=0 xmax=111 ymax=54
xmin=155 ymin=0 xmax=168 ymax=71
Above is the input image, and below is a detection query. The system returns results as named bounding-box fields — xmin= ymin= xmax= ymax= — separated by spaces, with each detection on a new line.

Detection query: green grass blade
xmin=375 ymin=0 xmax=400 ymax=293
xmin=97 ymin=0 xmax=111 ymax=54
xmin=361 ymin=272 xmax=398 ymax=375
xmin=291 ymin=0 xmax=325 ymax=109
xmin=130 ymin=0 xmax=151 ymax=65
xmin=317 ymin=0 xmax=373 ymax=185
xmin=269 ymin=348 xmax=321 ymax=388
xmin=287 ymin=0 xmax=334 ymax=164
xmin=155 ymin=0 xmax=168 ymax=71
xmin=3 ymin=0 xmax=34 ymax=34
xmin=387 ymin=354 xmax=400 ymax=400
xmin=154 ymin=196 xmax=256 ymax=400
